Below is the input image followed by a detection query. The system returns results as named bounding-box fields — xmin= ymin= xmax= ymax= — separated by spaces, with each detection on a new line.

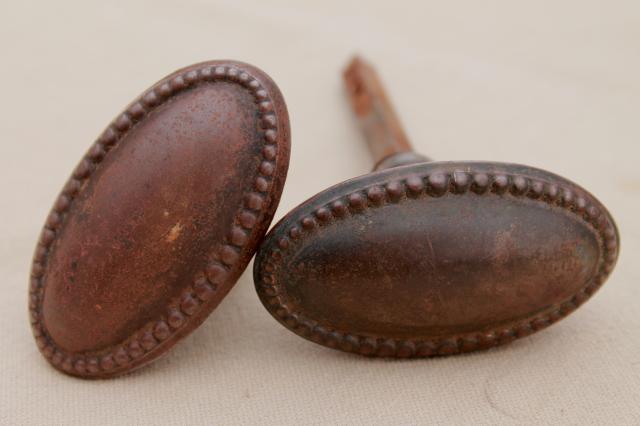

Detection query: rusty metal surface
xmin=29 ymin=60 xmax=290 ymax=378
xmin=344 ymin=57 xmax=417 ymax=165
xmin=253 ymin=57 xmax=619 ymax=358
xmin=254 ymin=162 xmax=618 ymax=357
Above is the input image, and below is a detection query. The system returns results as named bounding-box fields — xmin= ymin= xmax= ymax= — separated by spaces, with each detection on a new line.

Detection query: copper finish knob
xmin=29 ymin=61 xmax=290 ymax=378
xmin=253 ymin=56 xmax=619 ymax=358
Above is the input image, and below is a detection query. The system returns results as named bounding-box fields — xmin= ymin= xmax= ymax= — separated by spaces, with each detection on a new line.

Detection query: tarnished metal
xmin=253 ymin=56 xmax=619 ymax=358
xmin=30 ymin=60 xmax=290 ymax=378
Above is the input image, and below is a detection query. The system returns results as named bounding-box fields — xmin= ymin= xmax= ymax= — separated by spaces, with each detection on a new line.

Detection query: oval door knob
xmin=30 ymin=61 xmax=291 ymax=378
xmin=253 ymin=56 xmax=619 ymax=358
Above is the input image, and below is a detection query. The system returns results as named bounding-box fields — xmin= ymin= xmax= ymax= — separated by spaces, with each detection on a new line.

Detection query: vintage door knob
xmin=253 ymin=56 xmax=619 ymax=358
xmin=30 ymin=60 xmax=290 ymax=378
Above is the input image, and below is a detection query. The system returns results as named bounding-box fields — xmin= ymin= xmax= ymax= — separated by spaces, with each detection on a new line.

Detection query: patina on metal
xmin=253 ymin=56 xmax=619 ymax=358
xmin=30 ymin=60 xmax=290 ymax=378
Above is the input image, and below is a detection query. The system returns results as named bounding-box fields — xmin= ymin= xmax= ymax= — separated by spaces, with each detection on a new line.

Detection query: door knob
xmin=253 ymin=56 xmax=619 ymax=358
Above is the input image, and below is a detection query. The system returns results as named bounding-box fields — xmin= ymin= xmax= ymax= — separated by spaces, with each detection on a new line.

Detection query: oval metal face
xmin=30 ymin=61 xmax=290 ymax=378
xmin=254 ymin=162 xmax=618 ymax=357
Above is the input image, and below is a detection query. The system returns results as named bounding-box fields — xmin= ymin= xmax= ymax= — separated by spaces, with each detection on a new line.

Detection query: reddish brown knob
xmin=253 ymin=57 xmax=619 ymax=358
xmin=30 ymin=60 xmax=290 ymax=378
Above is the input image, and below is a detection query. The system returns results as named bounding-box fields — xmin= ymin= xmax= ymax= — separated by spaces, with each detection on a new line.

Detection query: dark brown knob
xmin=30 ymin=60 xmax=290 ymax=378
xmin=253 ymin=56 xmax=619 ymax=358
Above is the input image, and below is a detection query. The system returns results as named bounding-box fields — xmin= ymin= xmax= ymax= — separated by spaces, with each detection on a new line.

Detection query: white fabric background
xmin=1 ymin=1 xmax=639 ymax=424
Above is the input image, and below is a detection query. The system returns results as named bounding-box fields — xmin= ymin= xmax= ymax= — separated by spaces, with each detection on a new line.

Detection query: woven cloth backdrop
xmin=1 ymin=1 xmax=639 ymax=424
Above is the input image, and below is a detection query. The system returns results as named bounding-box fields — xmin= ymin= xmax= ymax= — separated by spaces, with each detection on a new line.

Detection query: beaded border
xmin=30 ymin=62 xmax=283 ymax=376
xmin=255 ymin=167 xmax=619 ymax=357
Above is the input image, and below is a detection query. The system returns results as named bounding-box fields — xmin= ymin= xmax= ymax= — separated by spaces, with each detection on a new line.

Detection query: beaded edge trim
xmin=256 ymin=169 xmax=619 ymax=358
xmin=29 ymin=63 xmax=282 ymax=376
